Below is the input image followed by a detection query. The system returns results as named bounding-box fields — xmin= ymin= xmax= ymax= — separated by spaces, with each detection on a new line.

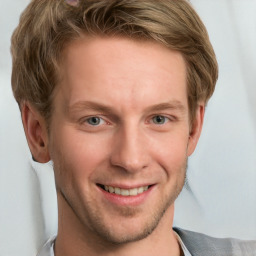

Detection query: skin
xmin=22 ymin=36 xmax=204 ymax=256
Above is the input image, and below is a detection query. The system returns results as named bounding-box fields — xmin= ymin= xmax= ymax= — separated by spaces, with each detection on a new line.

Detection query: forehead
xmin=55 ymin=36 xmax=188 ymax=113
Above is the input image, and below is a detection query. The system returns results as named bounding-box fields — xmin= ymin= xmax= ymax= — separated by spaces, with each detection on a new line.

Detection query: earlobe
xmin=187 ymin=104 xmax=205 ymax=156
xmin=22 ymin=102 xmax=50 ymax=163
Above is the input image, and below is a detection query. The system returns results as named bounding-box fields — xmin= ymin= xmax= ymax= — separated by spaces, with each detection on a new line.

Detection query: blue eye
xmin=86 ymin=117 xmax=102 ymax=126
xmin=152 ymin=115 xmax=168 ymax=125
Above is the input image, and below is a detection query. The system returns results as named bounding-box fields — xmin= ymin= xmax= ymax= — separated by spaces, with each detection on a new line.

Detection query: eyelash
xmin=81 ymin=114 xmax=174 ymax=127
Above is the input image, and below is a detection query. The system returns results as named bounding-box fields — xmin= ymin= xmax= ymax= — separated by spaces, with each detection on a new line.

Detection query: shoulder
xmin=173 ymin=227 xmax=256 ymax=256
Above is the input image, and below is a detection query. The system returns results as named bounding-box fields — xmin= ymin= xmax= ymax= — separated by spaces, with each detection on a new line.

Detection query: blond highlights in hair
xmin=11 ymin=0 xmax=218 ymax=124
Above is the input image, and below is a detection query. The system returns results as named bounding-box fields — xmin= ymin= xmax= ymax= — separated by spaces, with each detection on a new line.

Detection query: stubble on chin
xmin=76 ymin=161 xmax=187 ymax=245
xmin=53 ymin=151 xmax=187 ymax=246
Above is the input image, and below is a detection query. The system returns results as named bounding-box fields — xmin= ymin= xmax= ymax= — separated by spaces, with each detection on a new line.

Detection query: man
xmin=11 ymin=0 xmax=256 ymax=255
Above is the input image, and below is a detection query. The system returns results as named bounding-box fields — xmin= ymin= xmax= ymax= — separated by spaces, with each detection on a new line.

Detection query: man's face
xmin=48 ymin=37 xmax=200 ymax=244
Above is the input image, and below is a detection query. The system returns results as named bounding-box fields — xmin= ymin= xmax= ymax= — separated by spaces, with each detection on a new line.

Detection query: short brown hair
xmin=11 ymin=0 xmax=218 ymax=124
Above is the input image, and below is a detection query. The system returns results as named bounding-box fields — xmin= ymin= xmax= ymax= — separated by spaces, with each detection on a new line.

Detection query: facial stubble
xmin=54 ymin=155 xmax=187 ymax=246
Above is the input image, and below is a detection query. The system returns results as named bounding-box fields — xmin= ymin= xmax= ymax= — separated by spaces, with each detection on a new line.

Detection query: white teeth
xmin=129 ymin=188 xmax=138 ymax=196
xmin=121 ymin=189 xmax=129 ymax=196
xmin=109 ymin=186 xmax=115 ymax=193
xmin=138 ymin=187 xmax=144 ymax=194
xmin=114 ymin=187 xmax=121 ymax=195
xmin=103 ymin=185 xmax=149 ymax=196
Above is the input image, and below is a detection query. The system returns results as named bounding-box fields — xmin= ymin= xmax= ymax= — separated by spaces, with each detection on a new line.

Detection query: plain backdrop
xmin=0 ymin=0 xmax=256 ymax=255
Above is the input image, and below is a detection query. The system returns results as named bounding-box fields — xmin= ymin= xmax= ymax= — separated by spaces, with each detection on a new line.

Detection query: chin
xmin=82 ymin=196 xmax=174 ymax=245
xmin=92 ymin=216 xmax=161 ymax=245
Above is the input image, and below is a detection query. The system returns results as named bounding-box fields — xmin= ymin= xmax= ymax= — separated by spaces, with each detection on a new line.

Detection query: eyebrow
xmin=68 ymin=100 xmax=186 ymax=115
xmin=68 ymin=101 xmax=116 ymax=115
xmin=144 ymin=101 xmax=186 ymax=113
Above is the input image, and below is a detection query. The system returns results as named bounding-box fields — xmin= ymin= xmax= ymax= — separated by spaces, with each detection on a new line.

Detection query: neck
xmin=55 ymin=192 xmax=182 ymax=256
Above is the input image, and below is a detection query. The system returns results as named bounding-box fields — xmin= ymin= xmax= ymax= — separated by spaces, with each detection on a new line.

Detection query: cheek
xmin=49 ymin=126 xmax=110 ymax=184
xmin=148 ymin=131 xmax=189 ymax=172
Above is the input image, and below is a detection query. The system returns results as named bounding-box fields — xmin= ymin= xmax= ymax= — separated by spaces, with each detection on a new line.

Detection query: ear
xmin=21 ymin=102 xmax=50 ymax=163
xmin=187 ymin=104 xmax=205 ymax=156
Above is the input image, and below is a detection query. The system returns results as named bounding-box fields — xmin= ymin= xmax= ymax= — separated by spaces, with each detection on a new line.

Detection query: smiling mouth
xmin=97 ymin=184 xmax=151 ymax=196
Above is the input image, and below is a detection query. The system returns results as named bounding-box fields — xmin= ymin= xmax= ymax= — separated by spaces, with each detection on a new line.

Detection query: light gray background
xmin=0 ymin=0 xmax=256 ymax=255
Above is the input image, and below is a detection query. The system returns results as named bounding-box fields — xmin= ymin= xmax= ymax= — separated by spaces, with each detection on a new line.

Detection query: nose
xmin=110 ymin=125 xmax=150 ymax=173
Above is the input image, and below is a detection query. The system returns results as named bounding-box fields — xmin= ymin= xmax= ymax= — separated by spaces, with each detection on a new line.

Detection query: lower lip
xmin=98 ymin=185 xmax=155 ymax=207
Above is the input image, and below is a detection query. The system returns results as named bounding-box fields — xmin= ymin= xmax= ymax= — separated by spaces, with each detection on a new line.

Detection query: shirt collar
xmin=174 ymin=231 xmax=193 ymax=256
